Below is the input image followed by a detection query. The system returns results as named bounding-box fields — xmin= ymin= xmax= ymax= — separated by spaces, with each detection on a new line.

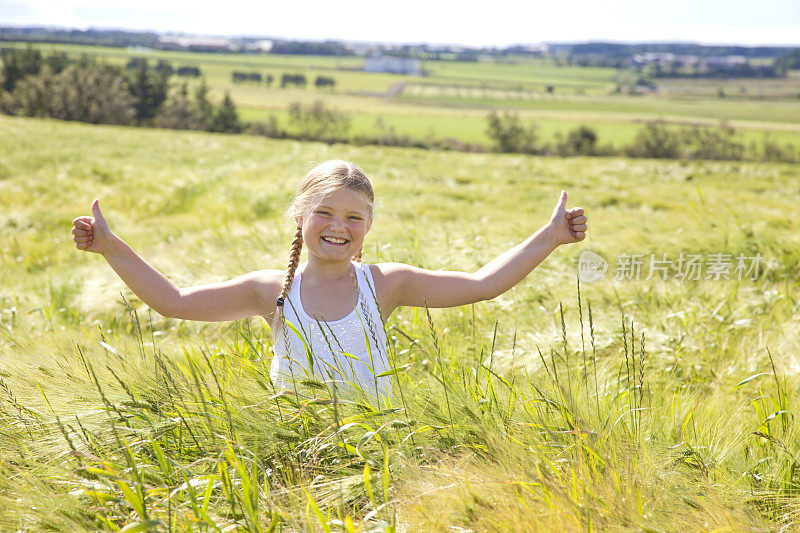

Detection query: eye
xmin=348 ymin=216 xmax=363 ymax=221
xmin=316 ymin=210 xmax=331 ymax=216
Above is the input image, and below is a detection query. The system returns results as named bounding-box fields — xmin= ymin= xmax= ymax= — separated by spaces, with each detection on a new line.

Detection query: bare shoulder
xmin=367 ymin=262 xmax=415 ymax=288
xmin=366 ymin=262 xmax=417 ymax=316
xmin=247 ymin=269 xmax=285 ymax=319
xmin=368 ymin=262 xmax=416 ymax=274
xmin=248 ymin=268 xmax=285 ymax=289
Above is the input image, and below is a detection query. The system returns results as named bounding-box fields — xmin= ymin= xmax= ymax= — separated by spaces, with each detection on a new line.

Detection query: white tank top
xmin=270 ymin=261 xmax=391 ymax=402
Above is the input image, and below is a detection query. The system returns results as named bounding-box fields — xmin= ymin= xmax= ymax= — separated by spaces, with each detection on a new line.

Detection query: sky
xmin=2 ymin=0 xmax=800 ymax=47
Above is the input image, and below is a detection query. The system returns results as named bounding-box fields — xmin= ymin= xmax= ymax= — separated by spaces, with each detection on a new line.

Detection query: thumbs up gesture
xmin=71 ymin=199 xmax=113 ymax=254
xmin=548 ymin=190 xmax=587 ymax=245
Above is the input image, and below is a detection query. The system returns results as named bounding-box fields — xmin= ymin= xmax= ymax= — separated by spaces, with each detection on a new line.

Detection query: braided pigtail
xmin=274 ymin=225 xmax=303 ymax=330
xmin=352 ymin=247 xmax=363 ymax=262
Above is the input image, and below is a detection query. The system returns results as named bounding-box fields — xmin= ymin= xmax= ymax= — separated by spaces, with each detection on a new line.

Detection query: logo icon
xmin=577 ymin=250 xmax=608 ymax=283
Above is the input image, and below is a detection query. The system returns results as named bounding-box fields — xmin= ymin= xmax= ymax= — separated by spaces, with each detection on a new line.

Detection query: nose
xmin=329 ymin=217 xmax=347 ymax=232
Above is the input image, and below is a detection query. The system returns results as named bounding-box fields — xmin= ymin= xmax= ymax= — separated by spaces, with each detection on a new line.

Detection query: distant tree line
xmin=552 ymin=42 xmax=800 ymax=79
xmin=565 ymin=42 xmax=793 ymax=60
xmin=176 ymin=66 xmax=201 ymax=77
xmin=455 ymin=50 xmax=481 ymax=62
xmin=268 ymin=41 xmax=351 ymax=56
xmin=126 ymin=60 xmax=199 ymax=77
xmin=231 ymin=71 xmax=334 ymax=89
xmin=280 ymin=73 xmax=306 ymax=88
xmin=0 ymin=27 xmax=160 ymax=48
xmin=0 ymin=46 xmax=241 ymax=133
xmin=774 ymin=49 xmax=800 ymax=70
xmin=646 ymin=62 xmax=784 ymax=79
xmin=314 ymin=76 xmax=335 ymax=89
xmin=565 ymin=53 xmax=789 ymax=78
xmin=567 ymin=55 xmax=629 ymax=69
xmin=232 ymin=71 xmax=267 ymax=83
xmin=483 ymin=111 xmax=799 ymax=163
xmin=125 ymin=58 xmax=198 ymax=76
xmin=378 ymin=43 xmax=545 ymax=61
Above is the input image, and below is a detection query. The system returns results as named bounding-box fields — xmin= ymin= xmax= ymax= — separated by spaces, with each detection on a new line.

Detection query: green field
xmin=1 ymin=114 xmax=800 ymax=530
xmin=5 ymin=41 xmax=800 ymax=149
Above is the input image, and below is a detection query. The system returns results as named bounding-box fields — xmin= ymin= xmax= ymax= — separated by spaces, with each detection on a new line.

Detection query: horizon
xmin=3 ymin=22 xmax=800 ymax=50
xmin=2 ymin=0 xmax=799 ymax=48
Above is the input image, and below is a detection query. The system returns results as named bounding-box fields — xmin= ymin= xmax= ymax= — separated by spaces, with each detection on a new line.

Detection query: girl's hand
xmin=548 ymin=190 xmax=587 ymax=245
xmin=71 ymin=199 xmax=113 ymax=254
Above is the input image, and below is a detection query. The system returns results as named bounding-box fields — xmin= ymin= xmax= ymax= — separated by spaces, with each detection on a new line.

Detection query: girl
xmin=72 ymin=160 xmax=587 ymax=403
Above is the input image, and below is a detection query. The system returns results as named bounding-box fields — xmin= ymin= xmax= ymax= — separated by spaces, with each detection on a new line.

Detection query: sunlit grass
xmin=1 ymin=114 xmax=799 ymax=530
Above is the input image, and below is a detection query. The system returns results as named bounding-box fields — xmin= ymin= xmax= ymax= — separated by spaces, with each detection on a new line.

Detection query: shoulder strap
xmin=356 ymin=263 xmax=384 ymax=326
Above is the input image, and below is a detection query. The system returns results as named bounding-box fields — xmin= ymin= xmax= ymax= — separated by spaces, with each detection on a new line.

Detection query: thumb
xmin=556 ymin=190 xmax=567 ymax=211
xmin=91 ymin=199 xmax=107 ymax=225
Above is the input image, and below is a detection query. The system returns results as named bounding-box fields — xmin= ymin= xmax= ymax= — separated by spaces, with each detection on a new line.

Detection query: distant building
xmin=630 ymin=53 xmax=748 ymax=69
xmin=364 ymin=55 xmax=419 ymax=75
xmin=158 ymin=36 xmax=233 ymax=52
xmin=631 ymin=52 xmax=676 ymax=66
xmin=244 ymin=40 xmax=273 ymax=53
xmin=345 ymin=41 xmax=378 ymax=55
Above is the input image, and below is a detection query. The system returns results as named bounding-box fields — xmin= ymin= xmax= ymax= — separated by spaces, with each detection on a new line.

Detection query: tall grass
xmin=1 ymin=115 xmax=799 ymax=530
xmin=2 ymin=278 xmax=799 ymax=531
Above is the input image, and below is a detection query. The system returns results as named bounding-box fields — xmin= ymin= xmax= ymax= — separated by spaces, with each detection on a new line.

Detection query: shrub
xmin=1 ymin=63 xmax=135 ymax=124
xmin=176 ymin=66 xmax=201 ymax=77
xmin=756 ymin=134 xmax=798 ymax=163
xmin=244 ymin=116 xmax=286 ymax=138
xmin=208 ymin=92 xmax=242 ymax=134
xmin=1 ymin=45 xmax=43 ymax=92
xmin=680 ymin=123 xmax=744 ymax=161
xmin=156 ymin=83 xmax=204 ymax=130
xmin=314 ymin=76 xmax=336 ymax=89
xmin=431 ymin=137 xmax=486 ymax=152
xmin=287 ymin=100 xmax=350 ymax=141
xmin=128 ymin=59 xmax=170 ymax=125
xmin=555 ymin=126 xmax=598 ymax=156
xmin=485 ymin=110 xmax=539 ymax=153
xmin=352 ymin=117 xmax=428 ymax=149
xmin=154 ymin=60 xmax=173 ymax=75
xmin=625 ymin=121 xmax=681 ymax=159
xmin=280 ymin=73 xmax=307 ymax=88
xmin=232 ymin=71 xmax=262 ymax=83
xmin=193 ymin=79 xmax=214 ymax=130
xmin=125 ymin=57 xmax=145 ymax=70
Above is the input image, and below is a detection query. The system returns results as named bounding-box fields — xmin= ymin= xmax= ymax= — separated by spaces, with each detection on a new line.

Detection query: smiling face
xmin=299 ymin=187 xmax=373 ymax=263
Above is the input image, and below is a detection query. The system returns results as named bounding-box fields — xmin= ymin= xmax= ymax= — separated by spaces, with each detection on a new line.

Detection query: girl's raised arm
xmin=72 ymin=200 xmax=282 ymax=322
xmin=374 ymin=191 xmax=587 ymax=314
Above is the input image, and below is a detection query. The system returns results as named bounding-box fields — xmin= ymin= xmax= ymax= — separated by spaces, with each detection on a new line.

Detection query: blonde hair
xmin=275 ymin=160 xmax=375 ymax=320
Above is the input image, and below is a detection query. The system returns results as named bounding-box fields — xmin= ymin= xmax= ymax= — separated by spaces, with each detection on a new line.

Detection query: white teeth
xmin=322 ymin=236 xmax=347 ymax=244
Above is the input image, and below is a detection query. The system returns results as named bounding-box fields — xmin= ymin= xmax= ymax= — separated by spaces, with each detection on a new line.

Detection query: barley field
xmin=1 ymin=114 xmax=799 ymax=531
